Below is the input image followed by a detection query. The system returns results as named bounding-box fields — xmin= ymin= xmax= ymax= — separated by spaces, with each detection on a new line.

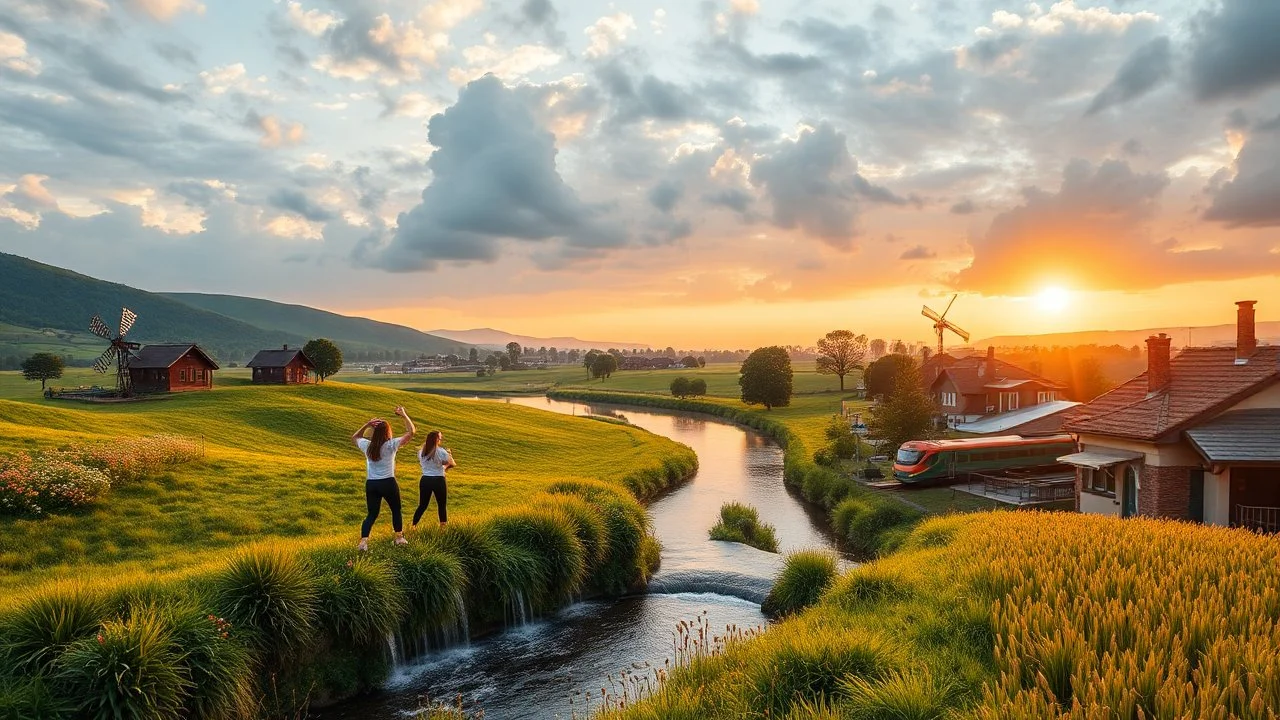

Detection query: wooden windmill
xmin=921 ymin=294 xmax=969 ymax=356
xmin=89 ymin=307 xmax=141 ymax=396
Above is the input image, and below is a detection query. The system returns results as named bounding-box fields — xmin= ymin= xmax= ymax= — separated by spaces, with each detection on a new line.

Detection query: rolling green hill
xmin=0 ymin=252 xmax=470 ymax=365
xmin=162 ymin=292 xmax=468 ymax=358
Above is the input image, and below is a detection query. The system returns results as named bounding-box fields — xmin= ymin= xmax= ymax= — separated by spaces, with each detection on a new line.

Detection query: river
xmin=318 ymin=396 xmax=844 ymax=719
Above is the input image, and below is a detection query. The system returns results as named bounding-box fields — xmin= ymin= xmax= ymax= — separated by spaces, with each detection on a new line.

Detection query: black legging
xmin=361 ymin=477 xmax=403 ymax=537
xmin=413 ymin=475 xmax=448 ymax=525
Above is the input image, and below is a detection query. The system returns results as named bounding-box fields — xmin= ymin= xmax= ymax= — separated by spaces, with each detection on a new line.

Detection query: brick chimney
xmin=282 ymin=344 xmax=289 ymax=351
xmin=984 ymin=346 xmax=995 ymax=378
xmin=1146 ymin=333 xmax=1171 ymax=394
xmin=1237 ymin=300 xmax=1257 ymax=361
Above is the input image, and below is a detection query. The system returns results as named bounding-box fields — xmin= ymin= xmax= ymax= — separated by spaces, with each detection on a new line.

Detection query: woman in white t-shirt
xmin=412 ymin=430 xmax=457 ymax=527
xmin=351 ymin=406 xmax=416 ymax=551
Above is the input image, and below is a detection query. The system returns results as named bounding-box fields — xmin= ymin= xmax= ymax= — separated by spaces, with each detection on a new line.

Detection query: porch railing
xmin=1236 ymin=505 xmax=1280 ymax=534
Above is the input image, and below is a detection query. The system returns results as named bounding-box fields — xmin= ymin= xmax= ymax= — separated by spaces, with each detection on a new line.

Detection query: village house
xmin=129 ymin=344 xmax=219 ymax=393
xmin=1060 ymin=301 xmax=1280 ymax=531
xmin=925 ymin=347 xmax=1073 ymax=431
xmin=246 ymin=345 xmax=315 ymax=384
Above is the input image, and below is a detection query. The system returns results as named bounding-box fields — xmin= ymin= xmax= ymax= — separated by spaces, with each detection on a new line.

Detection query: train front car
xmin=893 ymin=441 xmax=939 ymax=483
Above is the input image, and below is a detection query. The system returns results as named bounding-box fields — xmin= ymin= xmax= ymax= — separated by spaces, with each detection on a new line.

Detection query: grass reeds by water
xmin=760 ymin=550 xmax=838 ymax=618
xmin=606 ymin=511 xmax=1280 ymax=719
xmin=708 ymin=502 xmax=779 ymax=552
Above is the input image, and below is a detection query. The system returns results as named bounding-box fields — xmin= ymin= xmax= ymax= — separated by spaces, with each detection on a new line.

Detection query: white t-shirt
xmin=419 ymin=447 xmax=453 ymax=476
xmin=357 ymin=437 xmax=402 ymax=479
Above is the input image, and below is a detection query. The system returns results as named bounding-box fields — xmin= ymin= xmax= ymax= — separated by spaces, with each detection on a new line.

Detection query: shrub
xmin=832 ymin=498 xmax=922 ymax=558
xmin=709 ymin=502 xmax=779 ymax=552
xmin=212 ymin=547 xmax=319 ymax=660
xmin=61 ymin=434 xmax=202 ymax=484
xmin=392 ymin=541 xmax=467 ymax=637
xmin=0 ymin=453 xmax=111 ymax=517
xmin=840 ymin=669 xmax=957 ymax=720
xmin=486 ymin=507 xmax=587 ymax=610
xmin=0 ymin=583 xmax=109 ymax=675
xmin=688 ymin=379 xmax=707 ymax=397
xmin=311 ymin=551 xmax=406 ymax=643
xmin=762 ymin=550 xmax=839 ymax=617
xmin=670 ymin=377 xmax=692 ymax=398
xmin=165 ymin=603 xmax=257 ymax=720
xmin=56 ymin=606 xmax=191 ymax=720
xmin=829 ymin=566 xmax=913 ymax=607
xmin=745 ymin=626 xmax=898 ymax=716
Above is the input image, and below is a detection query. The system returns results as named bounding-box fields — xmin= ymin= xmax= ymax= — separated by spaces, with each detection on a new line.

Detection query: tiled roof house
xmin=1060 ymin=301 xmax=1280 ymax=530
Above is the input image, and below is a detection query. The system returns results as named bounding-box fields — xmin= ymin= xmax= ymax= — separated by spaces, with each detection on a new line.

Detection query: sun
xmin=1035 ymin=286 xmax=1071 ymax=313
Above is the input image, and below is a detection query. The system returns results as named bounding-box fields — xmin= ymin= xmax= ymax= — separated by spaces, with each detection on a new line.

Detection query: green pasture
xmin=0 ymin=376 xmax=693 ymax=596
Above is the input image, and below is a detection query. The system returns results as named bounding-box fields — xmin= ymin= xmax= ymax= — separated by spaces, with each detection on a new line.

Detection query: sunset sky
xmin=1 ymin=0 xmax=1278 ymax=348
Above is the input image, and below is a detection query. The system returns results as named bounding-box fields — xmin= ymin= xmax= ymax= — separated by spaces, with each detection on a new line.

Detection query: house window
xmin=196 ymin=369 xmax=204 ymax=382
xmin=1085 ymin=466 xmax=1117 ymax=496
xmin=941 ymin=392 xmax=957 ymax=407
xmin=179 ymin=369 xmax=188 ymax=382
xmin=1002 ymin=392 xmax=1020 ymax=411
xmin=1037 ymin=391 xmax=1056 ymax=403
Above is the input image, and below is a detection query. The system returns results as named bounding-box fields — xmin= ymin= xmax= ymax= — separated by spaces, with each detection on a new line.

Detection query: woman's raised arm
xmin=394 ymin=406 xmax=416 ymax=443
xmin=351 ymin=418 xmax=378 ymax=448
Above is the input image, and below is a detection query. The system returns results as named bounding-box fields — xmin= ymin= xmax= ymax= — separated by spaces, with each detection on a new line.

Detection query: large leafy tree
xmin=591 ymin=352 xmax=618 ymax=379
xmin=583 ymin=350 xmax=601 ymax=377
xmin=21 ymin=352 xmax=64 ymax=390
xmin=506 ymin=342 xmax=522 ymax=365
xmin=303 ymin=338 xmax=343 ymax=382
xmin=864 ymin=353 xmax=918 ymax=401
xmin=866 ymin=360 xmax=937 ymax=452
xmin=815 ymin=330 xmax=868 ymax=391
xmin=739 ymin=346 xmax=793 ymax=410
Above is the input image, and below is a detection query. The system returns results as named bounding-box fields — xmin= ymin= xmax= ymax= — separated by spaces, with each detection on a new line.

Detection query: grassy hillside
xmin=0 ymin=252 xmax=311 ymax=363
xmin=164 ymin=292 xmax=471 ymax=357
xmin=605 ymin=512 xmax=1280 ymax=718
xmin=0 ymin=377 xmax=694 ymax=593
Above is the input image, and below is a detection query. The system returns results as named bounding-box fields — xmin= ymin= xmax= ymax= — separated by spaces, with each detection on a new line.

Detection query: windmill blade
xmin=921 ymin=305 xmax=942 ymax=322
xmin=92 ymin=347 xmax=115 ymax=373
xmin=119 ymin=307 xmax=138 ymax=337
xmin=940 ymin=293 xmax=958 ymax=320
xmin=942 ymin=320 xmax=970 ymax=342
xmin=89 ymin=315 xmax=112 ymax=340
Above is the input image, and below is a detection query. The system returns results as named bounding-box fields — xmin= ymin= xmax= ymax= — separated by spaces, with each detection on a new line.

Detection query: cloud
xmin=315 ymin=10 xmax=448 ymax=81
xmin=63 ymin=42 xmax=189 ymax=103
xmin=648 ymin=180 xmax=682 ymax=212
xmin=244 ymin=111 xmax=305 ymax=147
xmin=268 ymin=188 xmax=334 ymax=222
xmin=584 ymin=12 xmax=636 ymax=59
xmin=749 ymin=122 xmax=904 ymax=248
xmin=0 ymin=32 xmax=41 ymax=76
xmin=597 ymin=59 xmax=702 ymax=127
xmin=899 ymin=244 xmax=936 ymax=260
xmin=380 ymin=91 xmax=442 ymax=118
xmin=366 ymin=76 xmax=625 ymax=272
xmin=950 ymin=199 xmax=977 ymax=215
xmin=199 ymin=63 xmax=274 ymax=98
xmin=1203 ymin=120 xmax=1280 ymax=227
xmin=1085 ymin=36 xmax=1171 ymax=115
xmin=109 ymin=187 xmax=207 ymax=234
xmin=152 ymin=41 xmax=197 ymax=67
xmin=518 ymin=0 xmax=566 ymax=45
xmin=264 ymin=214 xmax=325 ymax=240
xmin=1189 ymin=0 xmax=1280 ymax=101
xmin=448 ymin=39 xmax=562 ymax=85
xmin=126 ymin=0 xmax=206 ymax=21
xmin=985 ymin=1 xmax=1158 ymax=36
xmin=0 ymin=174 xmax=60 ymax=228
xmin=286 ymin=1 xmax=339 ymax=36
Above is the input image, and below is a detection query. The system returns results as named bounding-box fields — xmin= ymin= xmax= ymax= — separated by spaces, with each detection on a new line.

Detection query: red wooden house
xmin=128 ymin=344 xmax=219 ymax=393
xmin=929 ymin=347 xmax=1067 ymax=424
xmin=246 ymin=345 xmax=315 ymax=384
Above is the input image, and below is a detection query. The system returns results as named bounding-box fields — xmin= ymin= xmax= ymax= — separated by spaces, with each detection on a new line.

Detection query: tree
xmin=591 ymin=353 xmax=618 ymax=380
xmin=21 ymin=353 xmax=64 ymax=390
xmin=870 ymin=339 xmax=887 ymax=359
xmin=919 ymin=346 xmax=933 ymax=363
xmin=891 ymin=339 xmax=908 ymax=354
xmin=1073 ymin=357 xmax=1111 ymax=402
xmin=697 ymin=356 xmax=706 ymax=368
xmin=468 ymin=348 xmax=479 ymax=364
xmin=583 ymin=350 xmax=601 ymax=377
xmin=689 ymin=378 xmax=707 ymax=397
xmin=739 ymin=346 xmax=793 ymax=410
xmin=303 ymin=339 xmax=343 ymax=382
xmin=681 ymin=355 xmax=700 ymax=368
xmin=814 ymin=330 xmax=868 ymax=391
xmin=499 ymin=355 xmax=513 ymax=371
xmin=864 ymin=353 xmax=918 ymax=401
xmin=866 ymin=361 xmax=937 ymax=453
xmin=506 ymin=342 xmax=522 ymax=365
xmin=670 ymin=377 xmax=692 ymax=398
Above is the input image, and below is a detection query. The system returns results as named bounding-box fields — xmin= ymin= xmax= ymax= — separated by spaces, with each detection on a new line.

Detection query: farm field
xmin=0 ymin=376 xmax=693 ymax=596
xmin=607 ymin=511 xmax=1280 ymax=718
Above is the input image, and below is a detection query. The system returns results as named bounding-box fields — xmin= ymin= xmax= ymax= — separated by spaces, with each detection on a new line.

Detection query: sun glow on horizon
xmin=1035 ymin=286 xmax=1072 ymax=313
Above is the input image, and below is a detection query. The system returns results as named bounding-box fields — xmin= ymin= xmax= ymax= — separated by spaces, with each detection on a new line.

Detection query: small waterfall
xmin=386 ymin=591 xmax=474 ymax=668
xmin=507 ymin=589 xmax=531 ymax=628
xmin=385 ymin=633 xmax=401 ymax=666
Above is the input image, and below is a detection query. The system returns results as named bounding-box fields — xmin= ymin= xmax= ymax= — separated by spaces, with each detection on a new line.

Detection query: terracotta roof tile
xmin=1064 ymin=346 xmax=1280 ymax=441
xmin=932 ymin=357 xmax=1065 ymax=395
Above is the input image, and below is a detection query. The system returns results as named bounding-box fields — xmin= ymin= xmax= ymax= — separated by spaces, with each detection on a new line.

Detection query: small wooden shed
xmin=128 ymin=344 xmax=219 ymax=393
xmin=246 ymin=345 xmax=315 ymax=384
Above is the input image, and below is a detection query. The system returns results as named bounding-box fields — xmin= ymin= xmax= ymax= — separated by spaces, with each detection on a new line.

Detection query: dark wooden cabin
xmin=129 ymin=344 xmax=219 ymax=393
xmin=246 ymin=345 xmax=315 ymax=384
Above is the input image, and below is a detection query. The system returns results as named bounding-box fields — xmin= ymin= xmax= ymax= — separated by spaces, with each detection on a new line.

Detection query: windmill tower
xmin=921 ymin=294 xmax=970 ymax=356
xmin=89 ymin=308 xmax=141 ymax=396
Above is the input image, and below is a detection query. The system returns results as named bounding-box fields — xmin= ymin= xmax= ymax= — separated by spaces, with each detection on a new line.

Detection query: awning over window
xmin=1057 ymin=449 xmax=1144 ymax=470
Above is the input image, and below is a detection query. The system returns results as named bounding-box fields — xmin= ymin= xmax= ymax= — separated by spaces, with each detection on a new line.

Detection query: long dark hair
xmin=367 ymin=421 xmax=391 ymax=462
xmin=420 ymin=430 xmax=441 ymax=460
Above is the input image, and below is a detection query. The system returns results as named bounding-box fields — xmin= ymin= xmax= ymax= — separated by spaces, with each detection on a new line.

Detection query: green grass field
xmin=0 ymin=373 xmax=693 ymax=595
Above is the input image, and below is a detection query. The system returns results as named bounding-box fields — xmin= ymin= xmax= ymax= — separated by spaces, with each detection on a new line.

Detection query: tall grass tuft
xmin=840 ymin=669 xmax=957 ymax=720
xmin=310 ymin=550 xmax=406 ymax=643
xmin=486 ymin=506 xmax=587 ymax=609
xmin=708 ymin=502 xmax=779 ymax=552
xmin=746 ymin=625 xmax=899 ymax=717
xmin=0 ymin=582 xmax=108 ymax=675
xmin=762 ymin=550 xmax=839 ymax=618
xmin=391 ymin=540 xmax=467 ymax=636
xmin=548 ymin=480 xmax=655 ymax=593
xmin=212 ymin=546 xmax=319 ymax=660
xmin=831 ymin=498 xmax=921 ymax=558
xmin=536 ymin=493 xmax=610 ymax=572
xmin=55 ymin=606 xmax=191 ymax=720
xmin=165 ymin=603 xmax=258 ymax=720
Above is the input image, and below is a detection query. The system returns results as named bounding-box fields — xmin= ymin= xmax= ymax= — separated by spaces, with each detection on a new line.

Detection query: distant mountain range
xmin=429 ymin=328 xmax=650 ymax=351
xmin=976 ymin=321 xmax=1280 ymax=350
xmin=0 ymin=252 xmax=470 ymax=364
